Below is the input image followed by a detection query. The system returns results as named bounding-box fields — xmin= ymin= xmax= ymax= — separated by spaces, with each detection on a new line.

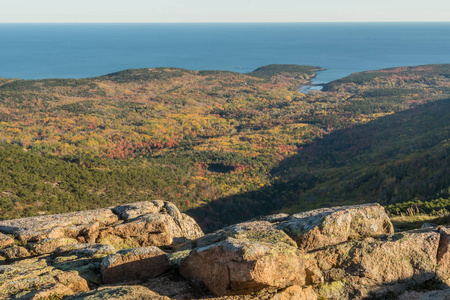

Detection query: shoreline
xmin=299 ymin=68 xmax=328 ymax=93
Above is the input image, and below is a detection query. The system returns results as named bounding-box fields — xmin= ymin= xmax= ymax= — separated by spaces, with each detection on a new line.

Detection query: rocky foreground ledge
xmin=0 ymin=202 xmax=449 ymax=299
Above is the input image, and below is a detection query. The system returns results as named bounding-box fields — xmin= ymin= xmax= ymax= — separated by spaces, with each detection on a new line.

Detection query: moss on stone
xmin=166 ymin=250 xmax=190 ymax=269
xmin=97 ymin=235 xmax=140 ymax=250
xmin=52 ymin=255 xmax=104 ymax=284
xmin=318 ymin=280 xmax=346 ymax=299
xmin=231 ymin=229 xmax=296 ymax=247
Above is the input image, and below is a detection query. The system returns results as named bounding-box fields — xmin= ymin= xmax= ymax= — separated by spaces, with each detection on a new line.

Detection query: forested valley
xmin=0 ymin=64 xmax=448 ymax=231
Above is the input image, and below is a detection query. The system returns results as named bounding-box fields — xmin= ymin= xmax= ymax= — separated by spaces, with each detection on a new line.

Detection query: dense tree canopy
xmin=0 ymin=64 xmax=449 ymax=231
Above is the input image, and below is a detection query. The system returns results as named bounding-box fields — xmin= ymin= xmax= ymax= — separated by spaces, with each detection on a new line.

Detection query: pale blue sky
xmin=0 ymin=0 xmax=448 ymax=23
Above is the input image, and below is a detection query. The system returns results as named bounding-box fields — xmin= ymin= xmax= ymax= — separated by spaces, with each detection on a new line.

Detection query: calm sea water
xmin=0 ymin=23 xmax=449 ymax=83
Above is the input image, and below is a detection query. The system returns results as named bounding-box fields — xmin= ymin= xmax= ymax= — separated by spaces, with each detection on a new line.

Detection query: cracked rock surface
xmin=1 ymin=202 xmax=449 ymax=299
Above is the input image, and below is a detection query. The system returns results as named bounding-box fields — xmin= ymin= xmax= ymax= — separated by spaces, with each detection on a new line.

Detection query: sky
xmin=0 ymin=0 xmax=449 ymax=23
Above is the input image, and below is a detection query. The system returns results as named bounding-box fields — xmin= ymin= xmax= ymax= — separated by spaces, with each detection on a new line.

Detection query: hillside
xmin=0 ymin=64 xmax=449 ymax=230
xmin=187 ymin=98 xmax=450 ymax=230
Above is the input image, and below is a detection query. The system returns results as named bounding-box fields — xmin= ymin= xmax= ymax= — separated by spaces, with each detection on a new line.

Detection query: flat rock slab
xmin=180 ymin=237 xmax=305 ymax=296
xmin=112 ymin=201 xmax=162 ymax=220
xmin=276 ymin=203 xmax=394 ymax=250
xmin=259 ymin=213 xmax=290 ymax=223
xmin=50 ymin=243 xmax=120 ymax=285
xmin=52 ymin=255 xmax=102 ymax=285
xmin=194 ymin=221 xmax=297 ymax=249
xmin=0 ymin=207 xmax=118 ymax=242
xmin=101 ymin=246 xmax=170 ymax=284
xmin=56 ymin=243 xmax=117 ymax=257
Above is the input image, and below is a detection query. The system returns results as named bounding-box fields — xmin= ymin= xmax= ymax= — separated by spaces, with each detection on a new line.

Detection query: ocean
xmin=0 ymin=23 xmax=449 ymax=83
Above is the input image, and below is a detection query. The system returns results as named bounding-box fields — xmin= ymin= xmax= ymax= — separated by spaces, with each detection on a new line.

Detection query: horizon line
xmin=1 ymin=21 xmax=450 ymax=24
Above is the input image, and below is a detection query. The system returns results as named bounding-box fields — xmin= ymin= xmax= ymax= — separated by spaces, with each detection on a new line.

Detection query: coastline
xmin=299 ymin=68 xmax=327 ymax=93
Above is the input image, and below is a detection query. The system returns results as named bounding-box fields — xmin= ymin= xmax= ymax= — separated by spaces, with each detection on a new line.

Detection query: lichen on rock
xmin=180 ymin=237 xmax=306 ymax=296
xmin=312 ymin=228 xmax=440 ymax=299
xmin=0 ymin=201 xmax=449 ymax=299
xmin=276 ymin=203 xmax=394 ymax=251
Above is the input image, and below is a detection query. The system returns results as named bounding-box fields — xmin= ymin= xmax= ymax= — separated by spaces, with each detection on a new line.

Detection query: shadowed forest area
xmin=188 ymin=98 xmax=450 ymax=231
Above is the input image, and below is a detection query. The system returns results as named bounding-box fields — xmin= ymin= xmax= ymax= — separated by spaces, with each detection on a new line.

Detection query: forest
xmin=0 ymin=64 xmax=448 ymax=231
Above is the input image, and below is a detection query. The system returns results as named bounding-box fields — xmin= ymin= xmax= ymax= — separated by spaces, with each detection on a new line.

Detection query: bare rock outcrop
xmin=112 ymin=201 xmax=162 ymax=220
xmin=437 ymin=226 xmax=450 ymax=285
xmin=180 ymin=237 xmax=305 ymax=296
xmin=56 ymin=243 xmax=117 ymax=257
xmin=0 ymin=207 xmax=118 ymax=243
xmin=101 ymin=246 xmax=171 ymax=284
xmin=312 ymin=228 xmax=440 ymax=299
xmin=178 ymin=220 xmax=307 ymax=296
xmin=0 ymin=200 xmax=205 ymax=298
xmin=1 ymin=245 xmax=31 ymax=260
xmin=97 ymin=213 xmax=179 ymax=249
xmin=0 ymin=256 xmax=90 ymax=299
xmin=26 ymin=237 xmax=79 ymax=255
xmin=52 ymin=243 xmax=117 ymax=285
xmin=192 ymin=220 xmax=297 ymax=249
xmin=0 ymin=232 xmax=14 ymax=249
xmin=0 ymin=201 xmax=204 ymax=254
xmin=2 ymin=201 xmax=450 ymax=299
xmin=276 ymin=203 xmax=394 ymax=250
xmin=97 ymin=201 xmax=204 ymax=249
